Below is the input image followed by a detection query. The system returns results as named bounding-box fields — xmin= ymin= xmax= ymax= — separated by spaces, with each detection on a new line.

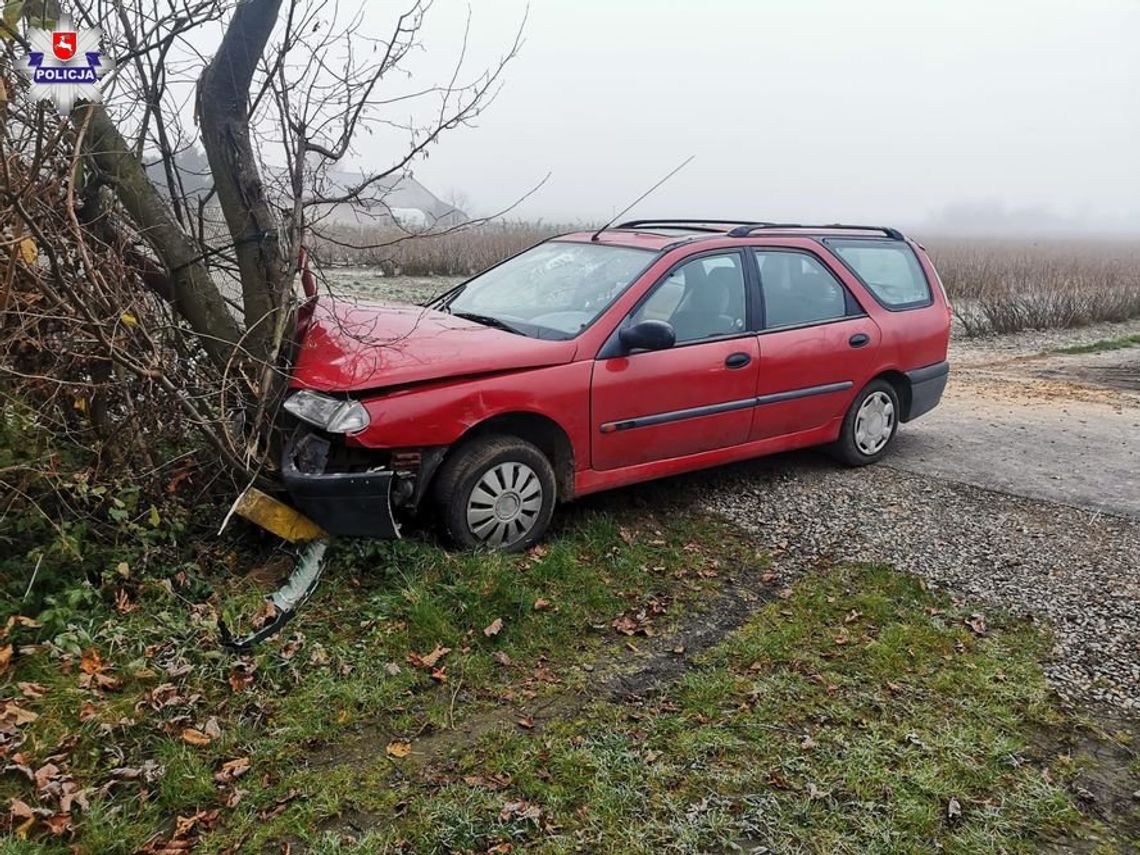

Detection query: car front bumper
xmin=904 ymin=360 xmax=949 ymax=422
xmin=281 ymin=430 xmax=401 ymax=539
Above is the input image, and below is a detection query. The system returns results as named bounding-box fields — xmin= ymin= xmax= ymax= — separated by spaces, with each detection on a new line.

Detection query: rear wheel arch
xmin=874 ymin=370 xmax=912 ymax=421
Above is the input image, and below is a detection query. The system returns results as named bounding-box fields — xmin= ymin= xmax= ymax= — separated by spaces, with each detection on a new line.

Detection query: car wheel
xmin=433 ymin=436 xmax=556 ymax=551
xmin=830 ymin=379 xmax=900 ymax=466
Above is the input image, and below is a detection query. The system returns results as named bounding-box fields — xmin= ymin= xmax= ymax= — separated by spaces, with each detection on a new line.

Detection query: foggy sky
xmin=353 ymin=0 xmax=1140 ymax=231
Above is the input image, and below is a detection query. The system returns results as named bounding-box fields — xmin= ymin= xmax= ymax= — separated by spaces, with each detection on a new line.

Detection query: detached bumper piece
xmin=282 ymin=430 xmax=401 ymax=539
xmin=219 ymin=539 xmax=329 ymax=652
xmin=904 ymin=360 xmax=949 ymax=422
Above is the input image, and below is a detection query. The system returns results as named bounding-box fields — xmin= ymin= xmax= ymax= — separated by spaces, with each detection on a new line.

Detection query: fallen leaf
xmin=203 ymin=717 xmax=222 ymax=739
xmin=0 ymin=644 xmax=12 ymax=674
xmin=2 ymin=702 xmax=38 ymax=726
xmin=499 ymin=799 xmax=543 ymax=823
xmin=33 ymin=763 xmax=60 ymax=792
xmin=229 ymin=667 xmax=253 ymax=692
xmin=483 ymin=618 xmax=504 ymax=637
xmin=386 ymin=741 xmax=412 ymax=759
xmin=947 ymin=796 xmax=962 ymax=823
xmin=384 ymin=662 xmax=401 ymax=676
xmin=79 ymin=648 xmax=106 ymax=675
xmin=516 ymin=717 xmax=535 ymax=729
xmin=257 ymin=789 xmax=301 ymax=821
xmin=407 ymin=644 xmax=451 ymax=670
xmin=533 ymin=598 xmax=553 ymax=611
xmin=114 ymin=588 xmax=137 ymax=614
xmin=807 ymin=782 xmax=830 ymax=800
xmin=181 ymin=728 xmax=212 ymax=747
xmin=965 ymin=613 xmax=987 ymax=635
xmin=492 ymin=651 xmax=512 ymax=667
xmin=430 ymin=666 xmax=448 ymax=683
xmin=214 ymin=757 xmax=251 ymax=784
xmin=44 ymin=812 xmax=72 ymax=836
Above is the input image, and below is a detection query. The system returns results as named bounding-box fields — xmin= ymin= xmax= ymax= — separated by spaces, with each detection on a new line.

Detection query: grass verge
xmin=1055 ymin=333 xmax=1140 ymax=355
xmin=2 ymin=506 xmax=1135 ymax=853
xmin=0 ymin=506 xmax=747 ymax=853
xmin=286 ymin=564 xmax=1137 ymax=854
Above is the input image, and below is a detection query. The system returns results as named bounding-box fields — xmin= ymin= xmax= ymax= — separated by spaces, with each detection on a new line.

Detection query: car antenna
xmin=590 ymin=155 xmax=695 ymax=242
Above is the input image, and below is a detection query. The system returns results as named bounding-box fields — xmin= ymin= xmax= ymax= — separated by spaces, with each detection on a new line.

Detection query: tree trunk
xmin=79 ymin=105 xmax=244 ymax=367
xmin=197 ymin=0 xmax=289 ymax=367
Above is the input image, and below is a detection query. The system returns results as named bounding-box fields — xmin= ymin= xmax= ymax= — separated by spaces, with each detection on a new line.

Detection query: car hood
xmin=290 ymin=300 xmax=579 ymax=392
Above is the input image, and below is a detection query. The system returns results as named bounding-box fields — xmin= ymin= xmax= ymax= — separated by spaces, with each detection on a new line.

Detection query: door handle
xmin=849 ymin=333 xmax=870 ymax=348
xmin=724 ymin=352 xmax=752 ymax=369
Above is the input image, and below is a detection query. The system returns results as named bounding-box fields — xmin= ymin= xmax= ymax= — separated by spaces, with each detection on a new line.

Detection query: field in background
xmin=926 ymin=237 xmax=1140 ymax=336
xmin=311 ymin=224 xmax=1140 ymax=337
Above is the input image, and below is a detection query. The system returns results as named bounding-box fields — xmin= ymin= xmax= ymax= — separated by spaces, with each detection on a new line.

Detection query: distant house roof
xmin=144 ymin=149 xmax=466 ymax=225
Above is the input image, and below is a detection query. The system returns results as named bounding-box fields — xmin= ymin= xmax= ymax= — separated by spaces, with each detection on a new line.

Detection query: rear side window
xmin=753 ymin=251 xmax=861 ymax=329
xmin=825 ymin=239 xmax=932 ymax=309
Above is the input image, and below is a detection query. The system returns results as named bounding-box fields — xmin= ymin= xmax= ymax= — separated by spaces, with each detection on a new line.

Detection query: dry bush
xmin=308 ymin=220 xmax=574 ymax=275
xmin=925 ymin=238 xmax=1140 ymax=336
xmin=314 ymin=226 xmax=1140 ymax=338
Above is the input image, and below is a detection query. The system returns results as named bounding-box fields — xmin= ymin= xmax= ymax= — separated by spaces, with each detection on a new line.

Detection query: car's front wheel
xmin=432 ymin=436 xmax=556 ymax=551
xmin=830 ymin=379 xmax=900 ymax=466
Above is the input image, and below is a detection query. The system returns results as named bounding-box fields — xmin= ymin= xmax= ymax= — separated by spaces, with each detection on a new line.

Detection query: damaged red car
xmin=283 ymin=220 xmax=951 ymax=551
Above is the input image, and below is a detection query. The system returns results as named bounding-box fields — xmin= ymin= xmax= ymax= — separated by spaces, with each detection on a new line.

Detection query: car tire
xmin=829 ymin=379 xmax=900 ymax=466
xmin=433 ymin=436 xmax=557 ymax=552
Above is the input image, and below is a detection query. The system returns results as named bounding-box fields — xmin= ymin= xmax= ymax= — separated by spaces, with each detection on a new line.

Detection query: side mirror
xmin=619 ymin=319 xmax=675 ymax=353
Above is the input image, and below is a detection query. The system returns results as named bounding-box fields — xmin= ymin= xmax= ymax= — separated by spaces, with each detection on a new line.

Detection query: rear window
xmin=824 ymin=239 xmax=931 ymax=309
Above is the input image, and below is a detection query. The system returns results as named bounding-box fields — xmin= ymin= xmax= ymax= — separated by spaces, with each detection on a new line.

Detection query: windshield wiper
xmin=452 ymin=311 xmax=525 ymax=336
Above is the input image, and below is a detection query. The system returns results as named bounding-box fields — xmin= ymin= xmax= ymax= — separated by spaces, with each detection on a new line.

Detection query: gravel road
xmin=702 ymin=321 xmax=1140 ymax=711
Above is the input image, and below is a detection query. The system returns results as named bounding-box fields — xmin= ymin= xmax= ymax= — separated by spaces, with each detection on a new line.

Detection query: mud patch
xmin=1043 ymin=707 xmax=1140 ymax=852
xmin=1037 ymin=357 xmax=1140 ymax=393
xmin=303 ymin=563 xmax=782 ymax=782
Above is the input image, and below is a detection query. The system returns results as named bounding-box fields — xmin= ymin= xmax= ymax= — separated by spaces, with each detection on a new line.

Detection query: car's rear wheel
xmin=830 ymin=379 xmax=900 ymax=466
xmin=433 ymin=436 xmax=556 ymax=551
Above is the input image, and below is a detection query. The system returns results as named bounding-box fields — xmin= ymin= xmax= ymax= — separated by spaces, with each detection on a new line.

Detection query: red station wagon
xmin=282 ymin=220 xmax=951 ymax=550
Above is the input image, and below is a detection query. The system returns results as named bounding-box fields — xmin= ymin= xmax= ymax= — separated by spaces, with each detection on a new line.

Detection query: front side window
xmin=632 ymin=253 xmax=747 ymax=344
xmin=754 ymin=251 xmax=856 ymax=329
xmin=825 ymin=238 xmax=932 ymax=309
xmin=442 ymin=241 xmax=655 ymax=339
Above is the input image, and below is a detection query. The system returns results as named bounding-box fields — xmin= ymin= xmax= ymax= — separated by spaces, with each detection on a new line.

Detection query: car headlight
xmin=284 ymin=390 xmax=371 ymax=434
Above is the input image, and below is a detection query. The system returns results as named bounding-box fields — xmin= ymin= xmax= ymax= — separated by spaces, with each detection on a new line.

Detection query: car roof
xmin=556 ymin=220 xmax=906 ymax=252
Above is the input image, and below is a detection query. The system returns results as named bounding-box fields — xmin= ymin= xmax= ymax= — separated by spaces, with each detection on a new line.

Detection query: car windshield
xmin=440 ymin=241 xmax=656 ymax=339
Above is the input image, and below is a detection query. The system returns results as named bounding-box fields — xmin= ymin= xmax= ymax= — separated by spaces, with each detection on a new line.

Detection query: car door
xmin=591 ymin=251 xmax=759 ymax=471
xmin=748 ymin=249 xmax=882 ymax=440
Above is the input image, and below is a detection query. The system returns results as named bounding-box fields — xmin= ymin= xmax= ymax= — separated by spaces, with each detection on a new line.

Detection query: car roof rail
xmin=615 ymin=218 xmax=774 ymax=233
xmin=726 ymin=223 xmax=906 ymax=240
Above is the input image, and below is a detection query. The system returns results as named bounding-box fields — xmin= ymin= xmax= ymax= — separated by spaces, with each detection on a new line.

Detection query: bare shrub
xmin=313 ymin=226 xmax=1140 ymax=337
xmin=309 ymin=220 xmax=574 ymax=276
xmin=926 ymin=238 xmax=1140 ymax=336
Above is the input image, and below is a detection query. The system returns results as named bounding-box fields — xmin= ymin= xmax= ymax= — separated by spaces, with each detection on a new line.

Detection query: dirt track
xmin=892 ymin=333 xmax=1140 ymax=518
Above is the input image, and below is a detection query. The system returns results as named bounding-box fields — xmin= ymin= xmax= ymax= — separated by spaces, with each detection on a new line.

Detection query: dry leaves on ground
xmin=407 ymin=644 xmax=451 ymax=670
xmin=611 ymin=596 xmax=669 ymax=637
xmin=386 ymin=741 xmax=412 ymax=759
